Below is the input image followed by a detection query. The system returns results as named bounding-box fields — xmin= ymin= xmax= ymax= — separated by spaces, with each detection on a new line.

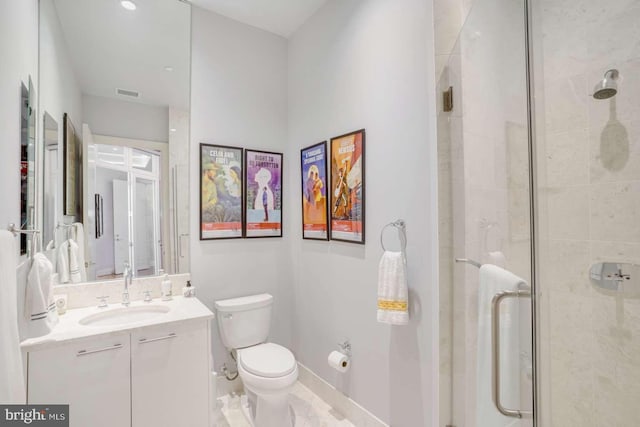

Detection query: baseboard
xmin=96 ymin=268 xmax=114 ymax=277
xmin=297 ymin=363 xmax=388 ymax=427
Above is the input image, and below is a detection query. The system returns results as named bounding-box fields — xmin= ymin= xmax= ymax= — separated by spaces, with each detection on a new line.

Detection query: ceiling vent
xmin=116 ymin=88 xmax=140 ymax=98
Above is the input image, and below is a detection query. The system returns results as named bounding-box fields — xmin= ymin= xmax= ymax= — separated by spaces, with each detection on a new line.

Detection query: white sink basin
xmin=79 ymin=305 xmax=171 ymax=327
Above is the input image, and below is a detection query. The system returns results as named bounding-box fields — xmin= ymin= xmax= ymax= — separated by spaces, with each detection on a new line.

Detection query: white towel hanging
xmin=0 ymin=230 xmax=26 ymax=403
xmin=72 ymin=222 xmax=87 ymax=282
xmin=377 ymin=251 xmax=409 ymax=325
xmin=25 ymin=253 xmax=58 ymax=338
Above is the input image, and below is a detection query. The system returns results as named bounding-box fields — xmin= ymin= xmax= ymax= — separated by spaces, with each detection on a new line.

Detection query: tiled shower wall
xmin=534 ymin=0 xmax=640 ymax=425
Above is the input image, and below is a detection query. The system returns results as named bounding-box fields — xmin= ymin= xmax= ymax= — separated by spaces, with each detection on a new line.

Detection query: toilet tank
xmin=214 ymin=293 xmax=273 ymax=349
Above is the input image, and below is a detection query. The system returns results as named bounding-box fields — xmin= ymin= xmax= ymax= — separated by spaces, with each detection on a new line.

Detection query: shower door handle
xmin=491 ymin=289 xmax=533 ymax=419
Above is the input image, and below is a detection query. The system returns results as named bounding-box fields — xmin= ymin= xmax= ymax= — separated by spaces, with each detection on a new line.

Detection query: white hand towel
xmin=72 ymin=222 xmax=87 ymax=282
xmin=477 ymin=264 xmax=526 ymax=427
xmin=57 ymin=240 xmax=70 ymax=284
xmin=68 ymin=239 xmax=82 ymax=284
xmin=56 ymin=239 xmax=82 ymax=284
xmin=0 ymin=230 xmax=26 ymax=403
xmin=377 ymin=251 xmax=409 ymax=325
xmin=25 ymin=253 xmax=59 ymax=339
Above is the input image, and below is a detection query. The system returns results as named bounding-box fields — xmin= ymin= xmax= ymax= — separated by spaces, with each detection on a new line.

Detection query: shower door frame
xmin=523 ymin=0 xmax=540 ymax=424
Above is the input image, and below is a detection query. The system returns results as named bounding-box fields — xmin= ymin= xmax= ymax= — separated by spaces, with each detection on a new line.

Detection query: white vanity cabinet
xmin=27 ymin=332 xmax=132 ymax=427
xmin=25 ymin=314 xmax=212 ymax=427
xmin=131 ymin=320 xmax=210 ymax=427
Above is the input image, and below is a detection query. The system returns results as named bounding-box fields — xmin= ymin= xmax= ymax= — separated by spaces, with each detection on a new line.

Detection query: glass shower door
xmin=437 ymin=0 xmax=534 ymax=425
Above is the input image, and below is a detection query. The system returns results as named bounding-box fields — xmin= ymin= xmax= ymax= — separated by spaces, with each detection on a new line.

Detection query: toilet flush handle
xmin=222 ymin=313 xmax=233 ymax=320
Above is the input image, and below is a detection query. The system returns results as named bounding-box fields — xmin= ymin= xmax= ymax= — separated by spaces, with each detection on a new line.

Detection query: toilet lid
xmin=239 ymin=343 xmax=296 ymax=378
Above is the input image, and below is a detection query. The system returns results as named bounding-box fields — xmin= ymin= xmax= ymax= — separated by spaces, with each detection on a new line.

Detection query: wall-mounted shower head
xmin=593 ymin=69 xmax=619 ymax=100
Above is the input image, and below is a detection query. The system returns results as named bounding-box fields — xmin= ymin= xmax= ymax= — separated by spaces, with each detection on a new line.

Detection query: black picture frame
xmin=244 ymin=149 xmax=283 ymax=238
xmin=199 ymin=143 xmax=244 ymax=240
xmin=94 ymin=193 xmax=104 ymax=239
xmin=300 ymin=141 xmax=329 ymax=241
xmin=329 ymin=129 xmax=365 ymax=244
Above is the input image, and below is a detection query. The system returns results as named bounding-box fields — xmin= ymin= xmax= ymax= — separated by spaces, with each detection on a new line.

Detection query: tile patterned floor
xmin=214 ymin=381 xmax=356 ymax=427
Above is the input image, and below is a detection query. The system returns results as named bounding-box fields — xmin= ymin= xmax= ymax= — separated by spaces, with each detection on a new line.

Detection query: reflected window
xmin=96 ymin=144 xmax=125 ymax=166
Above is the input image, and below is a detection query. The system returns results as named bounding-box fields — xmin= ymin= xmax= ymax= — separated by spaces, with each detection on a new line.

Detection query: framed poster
xmin=63 ymin=113 xmax=81 ymax=218
xmin=329 ymin=129 xmax=365 ymax=244
xmin=301 ymin=141 xmax=329 ymax=240
xmin=245 ymin=149 xmax=283 ymax=238
xmin=200 ymin=143 xmax=243 ymax=240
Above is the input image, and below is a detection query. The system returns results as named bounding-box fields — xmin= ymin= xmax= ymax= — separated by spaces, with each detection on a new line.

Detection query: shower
xmin=593 ymin=69 xmax=619 ymax=99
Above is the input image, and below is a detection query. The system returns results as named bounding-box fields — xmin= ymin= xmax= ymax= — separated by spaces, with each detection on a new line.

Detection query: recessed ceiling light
xmin=164 ymin=66 xmax=174 ymax=72
xmin=120 ymin=1 xmax=137 ymax=11
xmin=170 ymin=128 xmax=177 ymax=132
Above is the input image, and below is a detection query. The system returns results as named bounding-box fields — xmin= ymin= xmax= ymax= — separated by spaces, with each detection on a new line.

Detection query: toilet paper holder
xmin=337 ymin=340 xmax=352 ymax=357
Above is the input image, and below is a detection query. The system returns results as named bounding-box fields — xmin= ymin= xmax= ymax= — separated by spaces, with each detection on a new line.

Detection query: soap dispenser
xmin=182 ymin=280 xmax=195 ymax=297
xmin=161 ymin=272 xmax=172 ymax=301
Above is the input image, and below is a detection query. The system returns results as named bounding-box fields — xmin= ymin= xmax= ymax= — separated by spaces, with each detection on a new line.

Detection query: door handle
xmin=138 ymin=333 xmax=177 ymax=344
xmin=491 ymin=289 xmax=533 ymax=419
xmin=77 ymin=343 xmax=123 ymax=356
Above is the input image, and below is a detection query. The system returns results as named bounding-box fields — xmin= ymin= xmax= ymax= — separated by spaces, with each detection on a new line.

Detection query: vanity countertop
xmin=21 ymin=296 xmax=214 ymax=351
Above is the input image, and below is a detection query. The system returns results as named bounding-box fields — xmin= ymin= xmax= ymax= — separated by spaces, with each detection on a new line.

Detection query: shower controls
xmin=589 ymin=262 xmax=637 ymax=291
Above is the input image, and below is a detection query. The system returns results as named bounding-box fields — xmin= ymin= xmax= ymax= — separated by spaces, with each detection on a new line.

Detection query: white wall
xmin=0 ymin=0 xmax=38 ymax=239
xmin=190 ymin=7 xmax=291 ymax=366
xmin=39 ymin=0 xmax=84 ymax=227
xmin=82 ymin=94 xmax=169 ymax=142
xmin=287 ymin=1 xmax=438 ymax=425
xmin=0 ymin=0 xmax=38 ymax=403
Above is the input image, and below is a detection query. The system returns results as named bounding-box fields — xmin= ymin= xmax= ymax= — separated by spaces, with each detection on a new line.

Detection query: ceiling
xmin=51 ymin=0 xmax=326 ymax=110
xmin=190 ymin=0 xmax=328 ymax=37
xmin=53 ymin=0 xmax=191 ymax=110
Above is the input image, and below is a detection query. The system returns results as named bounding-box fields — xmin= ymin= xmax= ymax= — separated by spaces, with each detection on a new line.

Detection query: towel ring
xmin=380 ymin=219 xmax=407 ymax=252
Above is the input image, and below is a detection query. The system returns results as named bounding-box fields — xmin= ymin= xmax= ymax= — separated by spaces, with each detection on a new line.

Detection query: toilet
xmin=215 ymin=293 xmax=298 ymax=427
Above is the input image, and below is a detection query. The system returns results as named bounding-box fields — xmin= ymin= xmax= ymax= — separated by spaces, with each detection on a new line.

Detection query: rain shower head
xmin=593 ymin=69 xmax=619 ymax=100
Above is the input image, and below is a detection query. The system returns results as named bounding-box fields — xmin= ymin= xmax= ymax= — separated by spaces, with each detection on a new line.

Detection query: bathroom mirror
xmin=38 ymin=0 xmax=191 ymax=283
xmin=20 ymin=78 xmax=37 ymax=256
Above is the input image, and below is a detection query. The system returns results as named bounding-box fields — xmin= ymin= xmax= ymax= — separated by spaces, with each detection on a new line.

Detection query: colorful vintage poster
xmin=200 ymin=144 xmax=243 ymax=239
xmin=330 ymin=129 xmax=365 ymax=243
xmin=301 ymin=142 xmax=329 ymax=240
xmin=245 ymin=150 xmax=283 ymax=238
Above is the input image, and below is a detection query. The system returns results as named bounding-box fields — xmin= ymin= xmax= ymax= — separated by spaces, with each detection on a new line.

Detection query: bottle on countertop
xmin=161 ymin=273 xmax=172 ymax=301
xmin=183 ymin=280 xmax=195 ymax=297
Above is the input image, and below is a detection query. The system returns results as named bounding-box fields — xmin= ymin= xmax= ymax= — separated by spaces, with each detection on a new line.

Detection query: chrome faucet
xmin=122 ymin=262 xmax=133 ymax=306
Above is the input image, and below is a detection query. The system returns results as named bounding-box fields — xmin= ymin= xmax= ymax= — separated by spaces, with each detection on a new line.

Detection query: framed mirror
xmin=20 ymin=78 xmax=37 ymax=256
xmin=38 ymin=0 xmax=191 ymax=284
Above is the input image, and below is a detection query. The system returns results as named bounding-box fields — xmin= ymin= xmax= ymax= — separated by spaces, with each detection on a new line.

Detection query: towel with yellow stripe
xmin=377 ymin=251 xmax=408 ymax=325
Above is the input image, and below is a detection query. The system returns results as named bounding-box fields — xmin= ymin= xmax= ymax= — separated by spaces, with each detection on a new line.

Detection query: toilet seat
xmin=238 ymin=343 xmax=296 ymax=378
